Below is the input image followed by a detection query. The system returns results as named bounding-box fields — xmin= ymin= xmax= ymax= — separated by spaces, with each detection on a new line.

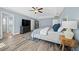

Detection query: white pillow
xmin=58 ymin=26 xmax=64 ymax=32
xmin=40 ymin=27 xmax=50 ymax=35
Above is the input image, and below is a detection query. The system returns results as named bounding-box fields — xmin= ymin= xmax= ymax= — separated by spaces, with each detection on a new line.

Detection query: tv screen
xmin=22 ymin=19 xmax=30 ymax=26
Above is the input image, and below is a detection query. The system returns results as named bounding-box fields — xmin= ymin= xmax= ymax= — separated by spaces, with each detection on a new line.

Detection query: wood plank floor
xmin=0 ymin=32 xmax=71 ymax=51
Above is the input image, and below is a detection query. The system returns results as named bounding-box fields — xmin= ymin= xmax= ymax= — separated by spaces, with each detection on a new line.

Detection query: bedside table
xmin=60 ymin=35 xmax=78 ymax=51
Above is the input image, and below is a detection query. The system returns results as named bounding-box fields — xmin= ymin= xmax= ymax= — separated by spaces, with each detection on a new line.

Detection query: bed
xmin=31 ymin=28 xmax=62 ymax=44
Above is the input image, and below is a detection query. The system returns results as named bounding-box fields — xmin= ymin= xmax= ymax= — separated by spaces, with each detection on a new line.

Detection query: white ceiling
xmin=3 ymin=7 xmax=64 ymax=19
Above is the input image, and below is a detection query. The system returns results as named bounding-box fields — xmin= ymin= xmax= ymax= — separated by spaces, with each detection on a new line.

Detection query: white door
xmin=0 ymin=13 xmax=3 ymax=39
xmin=2 ymin=16 xmax=7 ymax=33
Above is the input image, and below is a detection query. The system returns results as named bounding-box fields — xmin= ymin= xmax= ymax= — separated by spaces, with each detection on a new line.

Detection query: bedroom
xmin=0 ymin=7 xmax=79 ymax=51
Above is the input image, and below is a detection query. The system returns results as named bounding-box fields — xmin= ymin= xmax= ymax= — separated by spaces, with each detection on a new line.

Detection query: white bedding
xmin=31 ymin=28 xmax=62 ymax=44
xmin=40 ymin=27 xmax=50 ymax=35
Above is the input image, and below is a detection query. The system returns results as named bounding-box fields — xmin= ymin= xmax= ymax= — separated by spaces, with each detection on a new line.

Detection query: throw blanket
xmin=40 ymin=27 xmax=50 ymax=35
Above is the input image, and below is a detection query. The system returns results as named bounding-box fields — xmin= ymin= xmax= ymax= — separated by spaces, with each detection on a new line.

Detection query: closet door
xmin=0 ymin=13 xmax=3 ymax=39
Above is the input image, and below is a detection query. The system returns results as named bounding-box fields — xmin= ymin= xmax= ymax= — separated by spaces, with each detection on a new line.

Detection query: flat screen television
xmin=22 ymin=19 xmax=30 ymax=26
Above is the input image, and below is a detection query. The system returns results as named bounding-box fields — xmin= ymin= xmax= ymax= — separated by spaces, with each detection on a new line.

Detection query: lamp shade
xmin=62 ymin=21 xmax=77 ymax=29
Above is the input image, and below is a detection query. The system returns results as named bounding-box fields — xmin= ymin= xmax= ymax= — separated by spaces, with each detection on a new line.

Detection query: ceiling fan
xmin=29 ymin=7 xmax=43 ymax=14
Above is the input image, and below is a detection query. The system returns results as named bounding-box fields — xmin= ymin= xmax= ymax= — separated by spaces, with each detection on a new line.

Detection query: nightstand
xmin=60 ymin=35 xmax=78 ymax=51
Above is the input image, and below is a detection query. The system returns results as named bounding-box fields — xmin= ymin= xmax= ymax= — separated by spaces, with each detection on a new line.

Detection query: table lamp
xmin=62 ymin=21 xmax=77 ymax=39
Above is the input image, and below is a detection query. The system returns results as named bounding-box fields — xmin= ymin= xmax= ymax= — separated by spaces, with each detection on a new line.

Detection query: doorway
xmin=1 ymin=12 xmax=14 ymax=39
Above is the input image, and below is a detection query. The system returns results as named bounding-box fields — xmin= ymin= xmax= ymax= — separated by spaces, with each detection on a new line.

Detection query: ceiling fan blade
xmin=32 ymin=7 xmax=36 ymax=10
xmin=38 ymin=8 xmax=43 ymax=10
xmin=38 ymin=11 xmax=43 ymax=13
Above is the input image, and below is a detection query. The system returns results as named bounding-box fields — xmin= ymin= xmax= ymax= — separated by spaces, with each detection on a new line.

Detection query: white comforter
xmin=31 ymin=28 xmax=62 ymax=44
xmin=40 ymin=27 xmax=50 ymax=35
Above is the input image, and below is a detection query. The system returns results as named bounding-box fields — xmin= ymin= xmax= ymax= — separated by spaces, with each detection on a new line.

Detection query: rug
xmin=0 ymin=42 xmax=9 ymax=51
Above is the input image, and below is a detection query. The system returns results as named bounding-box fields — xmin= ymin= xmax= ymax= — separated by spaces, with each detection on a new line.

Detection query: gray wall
xmin=38 ymin=18 xmax=53 ymax=28
xmin=61 ymin=7 xmax=79 ymax=20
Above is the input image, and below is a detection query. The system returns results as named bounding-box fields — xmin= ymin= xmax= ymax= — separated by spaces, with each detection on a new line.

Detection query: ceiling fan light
xmin=35 ymin=10 xmax=38 ymax=13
